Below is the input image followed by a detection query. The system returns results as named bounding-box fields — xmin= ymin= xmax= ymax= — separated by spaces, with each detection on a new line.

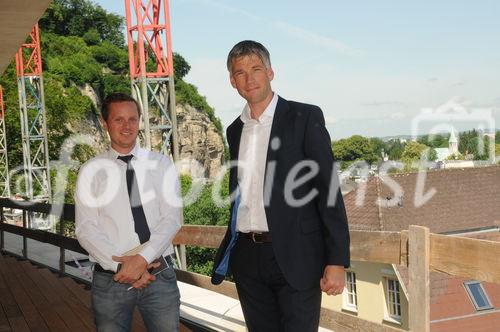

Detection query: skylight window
xmin=464 ymin=281 xmax=493 ymax=311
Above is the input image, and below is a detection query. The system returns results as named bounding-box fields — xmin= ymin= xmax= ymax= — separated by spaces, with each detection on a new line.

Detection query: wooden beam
xmin=0 ymin=223 xmax=86 ymax=255
xmin=408 ymin=225 xmax=430 ymax=332
xmin=173 ymin=225 xmax=226 ymax=248
xmin=350 ymin=230 xmax=402 ymax=264
xmin=400 ymin=230 xmax=409 ymax=267
xmin=430 ymin=233 xmax=500 ymax=284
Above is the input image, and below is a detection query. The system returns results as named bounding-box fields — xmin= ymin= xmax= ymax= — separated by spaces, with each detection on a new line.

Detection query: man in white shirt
xmin=212 ymin=41 xmax=350 ymax=332
xmin=75 ymin=93 xmax=181 ymax=331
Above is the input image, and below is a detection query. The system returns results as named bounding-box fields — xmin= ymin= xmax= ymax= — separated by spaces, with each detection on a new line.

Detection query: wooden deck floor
xmin=0 ymin=253 xmax=191 ymax=331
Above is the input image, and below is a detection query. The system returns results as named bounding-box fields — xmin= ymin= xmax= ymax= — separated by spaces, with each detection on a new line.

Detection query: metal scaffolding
xmin=125 ymin=0 xmax=179 ymax=160
xmin=0 ymin=86 xmax=11 ymax=197
xmin=15 ymin=24 xmax=51 ymax=202
xmin=125 ymin=0 xmax=184 ymax=268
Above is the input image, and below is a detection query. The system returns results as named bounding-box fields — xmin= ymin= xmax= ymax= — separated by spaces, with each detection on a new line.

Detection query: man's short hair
xmin=101 ymin=93 xmax=141 ymax=121
xmin=227 ymin=40 xmax=271 ymax=72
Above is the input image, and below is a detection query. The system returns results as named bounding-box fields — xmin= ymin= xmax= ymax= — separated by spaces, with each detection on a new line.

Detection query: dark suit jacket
xmin=211 ymin=96 xmax=350 ymax=291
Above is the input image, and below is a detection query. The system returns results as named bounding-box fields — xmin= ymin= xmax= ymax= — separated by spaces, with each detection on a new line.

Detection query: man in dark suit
xmin=211 ymin=40 xmax=350 ymax=332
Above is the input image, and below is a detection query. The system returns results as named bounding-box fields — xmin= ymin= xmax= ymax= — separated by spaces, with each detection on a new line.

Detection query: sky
xmin=94 ymin=0 xmax=500 ymax=139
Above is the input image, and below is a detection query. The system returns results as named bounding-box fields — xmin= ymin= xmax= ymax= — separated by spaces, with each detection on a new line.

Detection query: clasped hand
xmin=112 ymin=254 xmax=161 ymax=289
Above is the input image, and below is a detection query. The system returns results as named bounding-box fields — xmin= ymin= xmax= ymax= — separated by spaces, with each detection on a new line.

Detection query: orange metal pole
xmin=0 ymin=86 xmax=5 ymax=119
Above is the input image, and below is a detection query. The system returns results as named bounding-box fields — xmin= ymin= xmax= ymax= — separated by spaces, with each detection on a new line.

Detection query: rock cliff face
xmin=176 ymin=104 xmax=225 ymax=179
xmin=76 ymin=84 xmax=225 ymax=179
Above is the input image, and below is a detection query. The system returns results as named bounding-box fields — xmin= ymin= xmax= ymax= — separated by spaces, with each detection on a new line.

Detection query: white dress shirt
xmin=236 ymin=93 xmax=279 ymax=233
xmin=75 ymin=144 xmax=182 ymax=272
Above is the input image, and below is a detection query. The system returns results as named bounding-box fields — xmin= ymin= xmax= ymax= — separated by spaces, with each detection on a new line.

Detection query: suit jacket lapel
xmin=228 ymin=118 xmax=243 ymax=193
xmin=265 ymin=96 xmax=290 ymax=167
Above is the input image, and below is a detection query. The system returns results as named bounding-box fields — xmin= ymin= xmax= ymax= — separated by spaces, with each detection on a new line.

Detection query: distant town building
xmin=435 ymin=129 xmax=461 ymax=162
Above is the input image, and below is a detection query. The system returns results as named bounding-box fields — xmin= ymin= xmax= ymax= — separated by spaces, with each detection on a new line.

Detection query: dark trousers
xmin=230 ymin=236 xmax=322 ymax=332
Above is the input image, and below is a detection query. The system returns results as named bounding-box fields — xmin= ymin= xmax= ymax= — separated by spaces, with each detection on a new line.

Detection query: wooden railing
xmin=1 ymin=198 xmax=500 ymax=331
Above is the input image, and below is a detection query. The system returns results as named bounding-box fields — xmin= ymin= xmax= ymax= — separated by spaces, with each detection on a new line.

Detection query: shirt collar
xmin=240 ymin=93 xmax=278 ymax=124
xmin=108 ymin=144 xmax=141 ymax=160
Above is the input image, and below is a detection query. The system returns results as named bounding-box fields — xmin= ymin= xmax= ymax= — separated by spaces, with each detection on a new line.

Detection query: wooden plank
xmin=0 ymin=286 xmax=22 ymax=321
xmin=0 ymin=224 xmax=86 ymax=255
xmin=173 ymin=225 xmax=226 ymax=248
xmin=35 ymin=268 xmax=89 ymax=331
xmin=400 ymin=230 xmax=409 ymax=267
xmin=0 ymin=296 xmax=11 ymax=332
xmin=0 ymin=259 xmax=26 ymax=321
xmin=59 ymin=278 xmax=91 ymax=309
xmin=175 ymin=269 xmax=238 ymax=300
xmin=0 ymin=200 xmax=74 ymax=221
xmin=430 ymin=233 xmax=500 ymax=284
xmin=1 ymin=258 xmax=49 ymax=332
xmin=20 ymin=261 xmax=84 ymax=331
xmin=0 ymin=200 xmax=51 ymax=215
xmin=350 ymin=230 xmax=402 ymax=264
xmin=13 ymin=261 xmax=67 ymax=332
xmin=408 ymin=225 xmax=430 ymax=332
xmin=6 ymin=317 xmax=28 ymax=332
xmin=37 ymin=270 xmax=93 ymax=331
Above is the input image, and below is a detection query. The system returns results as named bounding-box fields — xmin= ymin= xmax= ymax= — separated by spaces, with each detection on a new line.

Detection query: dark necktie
xmin=117 ymin=155 xmax=151 ymax=244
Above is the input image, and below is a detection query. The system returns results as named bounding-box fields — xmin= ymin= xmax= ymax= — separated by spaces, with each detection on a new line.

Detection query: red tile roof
xmin=344 ymin=165 xmax=500 ymax=233
xmin=344 ymin=166 xmax=500 ymax=331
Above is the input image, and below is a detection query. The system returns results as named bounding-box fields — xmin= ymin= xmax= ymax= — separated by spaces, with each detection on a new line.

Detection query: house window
xmin=464 ymin=281 xmax=493 ymax=311
xmin=343 ymin=271 xmax=357 ymax=311
xmin=386 ymin=278 xmax=401 ymax=320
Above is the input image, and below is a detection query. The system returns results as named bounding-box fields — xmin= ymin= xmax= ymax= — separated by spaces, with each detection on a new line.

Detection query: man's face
xmin=230 ymin=54 xmax=274 ymax=106
xmin=103 ymin=101 xmax=140 ymax=154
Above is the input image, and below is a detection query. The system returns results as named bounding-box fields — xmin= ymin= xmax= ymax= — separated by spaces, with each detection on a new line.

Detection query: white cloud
xmin=191 ymin=0 xmax=359 ymax=57
xmin=361 ymin=101 xmax=406 ymax=107
xmin=273 ymin=21 xmax=361 ymax=56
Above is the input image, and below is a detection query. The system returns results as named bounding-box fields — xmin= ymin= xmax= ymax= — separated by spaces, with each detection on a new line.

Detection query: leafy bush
xmin=181 ymin=174 xmax=230 ymax=275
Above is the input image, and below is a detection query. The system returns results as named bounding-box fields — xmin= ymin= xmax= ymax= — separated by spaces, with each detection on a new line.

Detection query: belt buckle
xmin=251 ymin=232 xmax=263 ymax=243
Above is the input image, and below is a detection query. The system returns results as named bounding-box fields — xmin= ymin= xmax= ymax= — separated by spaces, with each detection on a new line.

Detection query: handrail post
xmin=0 ymin=206 xmax=4 ymax=250
xmin=22 ymin=210 xmax=27 ymax=258
xmin=409 ymin=225 xmax=430 ymax=332
xmin=59 ymin=217 xmax=65 ymax=275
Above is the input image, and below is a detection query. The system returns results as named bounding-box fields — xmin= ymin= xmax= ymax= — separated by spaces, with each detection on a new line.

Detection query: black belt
xmin=94 ymin=256 xmax=173 ymax=275
xmin=239 ymin=232 xmax=272 ymax=243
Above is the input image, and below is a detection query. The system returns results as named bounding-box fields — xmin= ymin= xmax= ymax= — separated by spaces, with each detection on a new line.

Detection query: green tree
xmin=418 ymin=134 xmax=448 ymax=148
xmin=458 ymin=130 xmax=491 ymax=160
xmin=401 ymin=141 xmax=437 ymax=169
xmin=39 ymin=0 xmax=125 ymax=46
xmin=173 ymin=53 xmax=191 ymax=80
xmin=332 ymin=135 xmax=377 ymax=169
xmin=386 ymin=139 xmax=405 ymax=160
xmin=181 ymin=174 xmax=230 ymax=275
xmin=369 ymin=137 xmax=386 ymax=160
xmin=90 ymin=41 xmax=128 ymax=72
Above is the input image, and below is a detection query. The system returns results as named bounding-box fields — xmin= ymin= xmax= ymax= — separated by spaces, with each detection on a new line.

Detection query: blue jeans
xmin=91 ymin=265 xmax=180 ymax=332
